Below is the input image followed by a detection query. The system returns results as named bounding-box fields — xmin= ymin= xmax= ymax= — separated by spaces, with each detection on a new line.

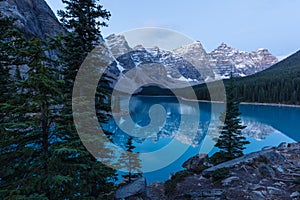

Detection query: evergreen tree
xmin=0 ymin=14 xmax=29 ymax=198
xmin=214 ymin=75 xmax=249 ymax=162
xmin=58 ymin=0 xmax=110 ymax=48
xmin=0 ymin=2 xmax=116 ymax=197
xmin=54 ymin=0 xmax=117 ymax=198
xmin=57 ymin=0 xmax=110 ymax=90
xmin=57 ymin=0 xmax=111 ymax=122
xmin=0 ymin=15 xmax=14 ymax=104
xmin=120 ymin=137 xmax=142 ymax=183
xmin=0 ymin=35 xmax=64 ymax=198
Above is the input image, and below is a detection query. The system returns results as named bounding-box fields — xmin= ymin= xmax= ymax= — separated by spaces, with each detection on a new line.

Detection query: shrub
xmin=253 ymin=155 xmax=269 ymax=164
xmin=209 ymin=152 xmax=233 ymax=165
xmin=165 ymin=170 xmax=193 ymax=195
xmin=211 ymin=167 xmax=230 ymax=182
xmin=189 ymin=165 xmax=209 ymax=174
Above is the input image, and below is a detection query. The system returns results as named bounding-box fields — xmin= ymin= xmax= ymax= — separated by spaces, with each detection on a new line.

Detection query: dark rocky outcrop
xmin=0 ymin=0 xmax=66 ymax=75
xmin=0 ymin=0 xmax=66 ymax=38
xmin=147 ymin=182 xmax=167 ymax=200
xmin=148 ymin=142 xmax=300 ymax=200
xmin=202 ymin=148 xmax=285 ymax=176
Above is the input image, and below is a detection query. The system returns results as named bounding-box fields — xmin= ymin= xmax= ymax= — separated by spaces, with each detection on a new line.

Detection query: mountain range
xmin=105 ymin=34 xmax=278 ymax=89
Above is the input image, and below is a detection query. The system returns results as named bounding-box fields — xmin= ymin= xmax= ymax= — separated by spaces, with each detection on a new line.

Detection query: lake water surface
xmin=102 ymin=96 xmax=300 ymax=183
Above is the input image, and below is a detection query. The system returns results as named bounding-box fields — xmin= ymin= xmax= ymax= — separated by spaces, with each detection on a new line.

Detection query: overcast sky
xmin=45 ymin=0 xmax=300 ymax=58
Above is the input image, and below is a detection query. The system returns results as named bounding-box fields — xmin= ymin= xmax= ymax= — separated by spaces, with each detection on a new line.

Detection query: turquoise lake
xmin=102 ymin=96 xmax=300 ymax=183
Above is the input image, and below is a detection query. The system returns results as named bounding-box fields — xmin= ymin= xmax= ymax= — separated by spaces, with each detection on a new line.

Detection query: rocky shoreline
xmin=151 ymin=142 xmax=300 ymax=200
xmin=116 ymin=142 xmax=300 ymax=199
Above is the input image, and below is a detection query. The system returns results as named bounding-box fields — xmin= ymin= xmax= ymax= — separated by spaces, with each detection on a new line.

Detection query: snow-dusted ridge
xmin=104 ymin=34 xmax=278 ymax=91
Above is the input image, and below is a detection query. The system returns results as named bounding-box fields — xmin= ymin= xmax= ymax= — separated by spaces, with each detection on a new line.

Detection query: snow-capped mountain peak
xmin=174 ymin=41 xmax=206 ymax=54
xmin=104 ymin=34 xmax=278 ymax=90
xmin=133 ymin=45 xmax=146 ymax=51
xmin=106 ymin=34 xmax=132 ymax=57
xmin=209 ymin=43 xmax=278 ymax=77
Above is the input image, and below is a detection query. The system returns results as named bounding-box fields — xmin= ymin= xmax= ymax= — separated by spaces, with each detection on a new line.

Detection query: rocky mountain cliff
xmin=0 ymin=0 xmax=66 ymax=38
xmin=105 ymin=34 xmax=278 ymax=88
xmin=209 ymin=43 xmax=278 ymax=78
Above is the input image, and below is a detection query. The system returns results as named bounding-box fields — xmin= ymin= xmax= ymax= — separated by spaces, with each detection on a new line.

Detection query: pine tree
xmin=120 ymin=137 xmax=142 ymax=183
xmin=19 ymin=38 xmax=64 ymax=198
xmin=57 ymin=0 xmax=111 ymax=118
xmin=58 ymin=0 xmax=110 ymax=46
xmin=54 ymin=0 xmax=117 ymax=198
xmin=0 ymin=3 xmax=115 ymax=197
xmin=57 ymin=0 xmax=111 ymax=89
xmin=214 ymin=75 xmax=250 ymax=162
xmin=0 ymin=15 xmax=30 ymax=198
xmin=0 ymin=35 xmax=64 ymax=198
xmin=0 ymin=15 xmax=14 ymax=103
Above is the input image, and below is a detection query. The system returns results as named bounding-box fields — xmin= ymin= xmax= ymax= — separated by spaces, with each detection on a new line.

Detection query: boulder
xmin=278 ymin=142 xmax=288 ymax=149
xmin=290 ymin=191 xmax=300 ymax=198
xmin=250 ymin=191 xmax=266 ymax=200
xmin=262 ymin=146 xmax=275 ymax=150
xmin=115 ymin=178 xmax=148 ymax=200
xmin=221 ymin=176 xmax=239 ymax=186
xmin=202 ymin=149 xmax=283 ymax=176
xmin=290 ymin=192 xmax=300 ymax=198
xmin=267 ymin=186 xmax=282 ymax=195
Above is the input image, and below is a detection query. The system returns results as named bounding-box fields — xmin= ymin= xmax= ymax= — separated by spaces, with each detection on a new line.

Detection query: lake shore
xmin=240 ymin=101 xmax=300 ymax=108
xmin=147 ymin=142 xmax=300 ymax=200
xmin=179 ymin=97 xmax=300 ymax=108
